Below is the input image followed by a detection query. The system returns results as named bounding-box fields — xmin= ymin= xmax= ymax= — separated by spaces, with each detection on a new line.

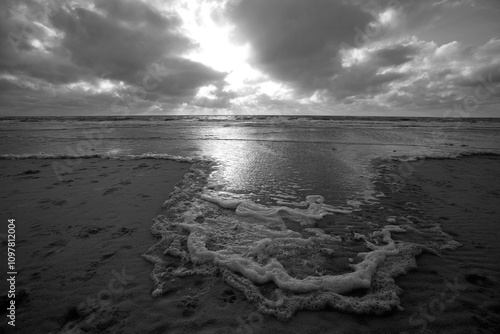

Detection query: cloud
xmin=1 ymin=0 xmax=499 ymax=115
xmin=0 ymin=0 xmax=228 ymax=111
xmin=0 ymin=78 xmax=22 ymax=91
xmin=225 ymin=0 xmax=499 ymax=113
xmin=0 ymin=0 xmax=88 ymax=82
xmin=139 ymin=57 xmax=227 ymax=97
xmin=49 ymin=1 xmax=192 ymax=84
xmin=326 ymin=43 xmax=416 ymax=100
xmin=370 ymin=44 xmax=418 ymax=67
xmin=370 ymin=38 xmax=500 ymax=111
xmin=228 ymin=0 xmax=374 ymax=93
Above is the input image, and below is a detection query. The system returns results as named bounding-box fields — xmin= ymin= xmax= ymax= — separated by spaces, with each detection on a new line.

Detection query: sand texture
xmin=0 ymin=159 xmax=190 ymax=333
xmin=1 ymin=155 xmax=499 ymax=334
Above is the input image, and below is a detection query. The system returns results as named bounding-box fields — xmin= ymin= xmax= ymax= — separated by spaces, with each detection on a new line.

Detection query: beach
xmin=1 ymin=154 xmax=499 ymax=334
xmin=2 ymin=0 xmax=500 ymax=330
xmin=0 ymin=158 xmax=191 ymax=333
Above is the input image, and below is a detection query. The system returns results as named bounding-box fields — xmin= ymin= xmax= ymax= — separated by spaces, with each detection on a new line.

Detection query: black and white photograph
xmin=1 ymin=0 xmax=499 ymax=333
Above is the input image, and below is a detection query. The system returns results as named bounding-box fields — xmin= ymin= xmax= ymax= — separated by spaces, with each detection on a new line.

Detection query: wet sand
xmin=1 ymin=155 xmax=499 ymax=333
xmin=0 ymin=159 xmax=191 ymax=333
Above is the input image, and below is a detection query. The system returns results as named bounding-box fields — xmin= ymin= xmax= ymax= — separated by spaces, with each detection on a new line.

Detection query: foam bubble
xmin=143 ymin=160 xmax=462 ymax=320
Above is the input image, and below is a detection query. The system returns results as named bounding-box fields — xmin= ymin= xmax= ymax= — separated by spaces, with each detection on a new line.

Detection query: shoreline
xmin=1 ymin=155 xmax=499 ymax=333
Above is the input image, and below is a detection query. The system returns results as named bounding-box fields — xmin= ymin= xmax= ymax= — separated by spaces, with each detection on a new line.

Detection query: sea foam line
xmin=0 ymin=152 xmax=205 ymax=164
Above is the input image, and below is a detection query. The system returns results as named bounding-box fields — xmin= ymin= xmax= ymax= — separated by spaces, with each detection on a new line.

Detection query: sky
xmin=0 ymin=0 xmax=499 ymax=116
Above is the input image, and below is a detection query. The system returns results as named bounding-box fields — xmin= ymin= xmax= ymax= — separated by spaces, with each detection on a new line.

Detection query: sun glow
xmin=173 ymin=0 xmax=288 ymax=102
xmin=196 ymin=84 xmax=218 ymax=100
xmin=175 ymin=1 xmax=249 ymax=74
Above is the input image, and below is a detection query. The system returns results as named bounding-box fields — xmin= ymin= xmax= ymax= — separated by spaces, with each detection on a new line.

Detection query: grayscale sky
xmin=1 ymin=0 xmax=499 ymax=116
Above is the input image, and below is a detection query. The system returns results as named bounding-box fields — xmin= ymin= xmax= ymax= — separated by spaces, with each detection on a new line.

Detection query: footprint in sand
xmin=101 ymin=251 xmax=117 ymax=260
xmin=179 ymin=295 xmax=198 ymax=317
xmin=75 ymin=225 xmax=106 ymax=238
xmin=81 ymin=261 xmax=99 ymax=280
xmin=111 ymin=227 xmax=137 ymax=238
xmin=133 ymin=163 xmax=149 ymax=169
xmin=217 ymin=289 xmax=237 ymax=307
xmin=78 ymin=251 xmax=118 ymax=281
xmin=465 ymin=272 xmax=495 ymax=287
xmin=18 ymin=169 xmax=41 ymax=175
xmin=103 ymin=187 xmax=120 ymax=195
xmin=38 ymin=199 xmax=67 ymax=207
xmin=43 ymin=239 xmax=68 ymax=257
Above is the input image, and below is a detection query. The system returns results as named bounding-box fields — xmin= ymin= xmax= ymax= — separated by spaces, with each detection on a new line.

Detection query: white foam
xmin=0 ymin=152 xmax=202 ymax=163
xmin=385 ymin=150 xmax=500 ymax=163
xmin=200 ymin=194 xmax=242 ymax=209
xmin=156 ymin=192 xmax=409 ymax=296
xmin=174 ymin=219 xmax=401 ymax=294
xmin=143 ymin=156 xmax=465 ymax=320
xmin=202 ymin=194 xmax=352 ymax=223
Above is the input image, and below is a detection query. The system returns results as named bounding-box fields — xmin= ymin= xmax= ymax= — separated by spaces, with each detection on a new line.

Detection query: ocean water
xmin=2 ymin=116 xmax=500 ymax=318
xmin=2 ymin=116 xmax=499 ymax=205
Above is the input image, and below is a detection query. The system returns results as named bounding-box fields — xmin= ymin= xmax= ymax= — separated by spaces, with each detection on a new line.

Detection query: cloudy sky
xmin=1 ymin=0 xmax=499 ymax=116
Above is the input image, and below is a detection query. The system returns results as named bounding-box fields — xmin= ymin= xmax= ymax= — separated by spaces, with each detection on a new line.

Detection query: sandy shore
xmin=371 ymin=154 xmax=500 ymax=334
xmin=0 ymin=158 xmax=191 ymax=333
xmin=1 ymin=155 xmax=499 ymax=334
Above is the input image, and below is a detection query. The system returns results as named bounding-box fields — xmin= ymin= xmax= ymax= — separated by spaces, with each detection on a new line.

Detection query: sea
xmin=1 ymin=115 xmax=500 ymax=319
xmin=2 ymin=116 xmax=499 ymax=205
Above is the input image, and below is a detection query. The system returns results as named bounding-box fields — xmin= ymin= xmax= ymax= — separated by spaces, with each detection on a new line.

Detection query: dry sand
xmin=1 ymin=155 xmax=499 ymax=334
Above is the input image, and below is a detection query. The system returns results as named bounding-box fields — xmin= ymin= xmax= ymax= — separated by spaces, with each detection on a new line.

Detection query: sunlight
xmin=175 ymin=1 xmax=249 ymax=73
xmin=97 ymin=79 xmax=115 ymax=93
xmin=258 ymin=81 xmax=293 ymax=100
xmin=196 ymin=84 xmax=218 ymax=100
xmin=172 ymin=0 xmax=276 ymax=104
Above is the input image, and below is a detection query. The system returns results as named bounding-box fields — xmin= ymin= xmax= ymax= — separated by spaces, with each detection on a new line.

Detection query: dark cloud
xmin=455 ymin=39 xmax=500 ymax=90
xmin=1 ymin=26 xmax=86 ymax=87
xmin=322 ymin=44 xmax=416 ymax=100
xmin=139 ymin=57 xmax=227 ymax=97
xmin=228 ymin=0 xmax=374 ymax=92
xmin=9 ymin=53 xmax=88 ymax=85
xmin=193 ymin=88 xmax=237 ymax=109
xmin=50 ymin=2 xmax=192 ymax=84
xmin=370 ymin=37 xmax=500 ymax=110
xmin=94 ymin=0 xmax=177 ymax=28
xmin=0 ymin=1 xmax=34 ymax=69
xmin=0 ymin=78 xmax=22 ymax=91
xmin=1 ymin=0 xmax=228 ymax=108
xmin=331 ymin=67 xmax=407 ymax=100
xmin=371 ymin=44 xmax=417 ymax=67
xmin=226 ymin=0 xmax=500 ymax=108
